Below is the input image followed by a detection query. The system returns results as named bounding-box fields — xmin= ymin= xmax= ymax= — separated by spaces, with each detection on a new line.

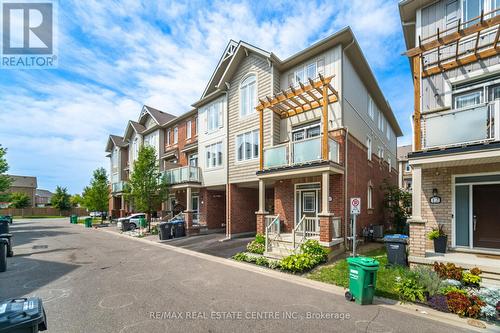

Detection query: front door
xmin=301 ymin=191 xmax=318 ymax=218
xmin=192 ymin=195 xmax=199 ymax=224
xmin=473 ymin=184 xmax=500 ymax=249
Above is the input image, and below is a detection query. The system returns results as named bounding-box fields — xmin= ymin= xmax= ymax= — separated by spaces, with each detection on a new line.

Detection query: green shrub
xmin=462 ymin=271 xmax=481 ymax=288
xmin=300 ymin=240 xmax=328 ymax=262
xmin=246 ymin=240 xmax=265 ymax=254
xmin=280 ymin=253 xmax=319 ymax=273
xmin=433 ymin=262 xmax=463 ymax=280
xmin=254 ymin=234 xmax=265 ymax=245
xmin=439 ymin=286 xmax=467 ymax=296
xmin=413 ymin=266 xmax=443 ymax=297
xmin=232 ymin=252 xmax=248 ymax=261
xmin=255 ymin=257 xmax=269 ymax=267
xmin=244 ymin=255 xmax=257 ymax=263
xmin=151 ymin=225 xmax=158 ymax=235
xmin=428 ymin=224 xmax=446 ymax=240
xmin=268 ymin=259 xmax=280 ymax=269
xmin=394 ymin=273 xmax=426 ymax=303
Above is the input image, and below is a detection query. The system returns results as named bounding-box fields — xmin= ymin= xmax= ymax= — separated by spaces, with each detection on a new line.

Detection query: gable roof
xmin=397 ymin=144 xmax=413 ymax=160
xmin=8 ymin=175 xmax=37 ymax=188
xmin=123 ymin=120 xmax=146 ymax=141
xmin=193 ymin=40 xmax=279 ymax=107
xmin=139 ymin=105 xmax=176 ymax=126
xmin=105 ymin=134 xmax=127 ymax=152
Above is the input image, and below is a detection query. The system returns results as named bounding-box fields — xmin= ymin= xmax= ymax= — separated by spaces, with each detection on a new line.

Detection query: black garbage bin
xmin=158 ymin=222 xmax=172 ymax=240
xmin=383 ymin=234 xmax=408 ymax=267
xmin=0 ymin=298 xmax=47 ymax=332
xmin=172 ymin=221 xmax=186 ymax=238
xmin=120 ymin=221 xmax=130 ymax=232
xmin=0 ymin=234 xmax=13 ymax=257
xmin=0 ymin=238 xmax=7 ymax=273
xmin=0 ymin=218 xmax=9 ymax=235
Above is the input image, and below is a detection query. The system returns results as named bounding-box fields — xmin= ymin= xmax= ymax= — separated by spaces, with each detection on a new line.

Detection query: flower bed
xmin=233 ymin=236 xmax=328 ymax=274
xmin=308 ymin=249 xmax=499 ymax=323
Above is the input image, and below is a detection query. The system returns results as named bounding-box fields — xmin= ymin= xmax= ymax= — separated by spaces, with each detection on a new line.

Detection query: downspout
xmin=224 ymin=89 xmax=230 ymax=239
xmin=342 ymin=39 xmax=355 ymax=251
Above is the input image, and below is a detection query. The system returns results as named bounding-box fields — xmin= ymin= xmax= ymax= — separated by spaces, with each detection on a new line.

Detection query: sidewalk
xmin=96 ymin=226 xmax=498 ymax=333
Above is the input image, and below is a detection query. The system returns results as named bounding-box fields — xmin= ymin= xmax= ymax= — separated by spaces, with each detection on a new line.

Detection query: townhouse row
xmin=105 ymin=27 xmax=403 ymax=253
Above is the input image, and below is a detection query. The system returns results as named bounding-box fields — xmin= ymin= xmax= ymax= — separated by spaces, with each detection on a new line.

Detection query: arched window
xmin=240 ymin=74 xmax=256 ymax=117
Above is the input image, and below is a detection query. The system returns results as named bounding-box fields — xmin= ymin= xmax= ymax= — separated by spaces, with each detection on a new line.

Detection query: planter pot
xmin=433 ymin=235 xmax=447 ymax=253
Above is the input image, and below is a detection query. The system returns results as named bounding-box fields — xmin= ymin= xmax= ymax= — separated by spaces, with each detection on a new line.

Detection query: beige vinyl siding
xmin=278 ymin=45 xmax=343 ymax=142
xmin=228 ymin=53 xmax=273 ymax=183
xmin=343 ymin=54 xmax=397 ymax=164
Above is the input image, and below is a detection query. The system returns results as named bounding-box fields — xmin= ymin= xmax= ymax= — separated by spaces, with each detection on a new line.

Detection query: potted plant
xmin=428 ymin=224 xmax=447 ymax=253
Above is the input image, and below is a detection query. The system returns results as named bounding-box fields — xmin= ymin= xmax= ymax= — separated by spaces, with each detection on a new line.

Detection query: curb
xmin=96 ymin=227 xmax=497 ymax=332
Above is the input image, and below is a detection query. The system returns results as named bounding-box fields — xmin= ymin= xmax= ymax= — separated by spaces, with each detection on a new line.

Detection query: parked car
xmin=90 ymin=211 xmax=104 ymax=217
xmin=117 ymin=213 xmax=146 ymax=231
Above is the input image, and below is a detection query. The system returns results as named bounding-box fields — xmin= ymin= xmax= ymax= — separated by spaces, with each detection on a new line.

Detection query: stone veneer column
xmin=184 ymin=210 xmax=194 ymax=235
xmin=409 ymin=220 xmax=426 ymax=257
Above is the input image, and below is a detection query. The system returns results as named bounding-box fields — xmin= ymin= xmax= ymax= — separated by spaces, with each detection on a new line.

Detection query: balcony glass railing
xmin=111 ymin=181 xmax=127 ymax=193
xmin=163 ymin=166 xmax=201 ymax=185
xmin=262 ymin=135 xmax=340 ymax=169
xmin=424 ymin=102 xmax=498 ymax=148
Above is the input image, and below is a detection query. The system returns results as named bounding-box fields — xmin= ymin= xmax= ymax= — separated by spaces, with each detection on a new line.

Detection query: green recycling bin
xmin=84 ymin=217 xmax=92 ymax=228
xmin=70 ymin=214 xmax=78 ymax=224
xmin=345 ymin=256 xmax=379 ymax=305
xmin=139 ymin=217 xmax=146 ymax=228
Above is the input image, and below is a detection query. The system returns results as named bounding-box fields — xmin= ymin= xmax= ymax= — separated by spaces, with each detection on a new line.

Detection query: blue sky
xmin=0 ymin=0 xmax=413 ymax=194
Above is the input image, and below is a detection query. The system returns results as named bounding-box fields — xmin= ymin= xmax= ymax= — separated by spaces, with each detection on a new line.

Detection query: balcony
xmin=263 ymin=136 xmax=339 ymax=169
xmin=163 ymin=166 xmax=201 ymax=185
xmin=423 ymin=102 xmax=499 ymax=149
xmin=111 ymin=181 xmax=127 ymax=193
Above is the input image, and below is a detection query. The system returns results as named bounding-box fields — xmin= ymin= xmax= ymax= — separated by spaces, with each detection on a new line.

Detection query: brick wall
xmin=228 ymin=184 xmax=258 ymax=235
xmin=420 ymin=162 xmax=500 ymax=251
xmin=199 ymin=188 xmax=226 ymax=229
xmin=345 ymin=132 xmax=397 ymax=236
xmin=164 ymin=114 xmax=197 ymax=165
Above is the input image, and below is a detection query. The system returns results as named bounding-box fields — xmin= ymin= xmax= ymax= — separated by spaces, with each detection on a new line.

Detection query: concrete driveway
xmin=0 ymin=218 xmax=474 ymax=333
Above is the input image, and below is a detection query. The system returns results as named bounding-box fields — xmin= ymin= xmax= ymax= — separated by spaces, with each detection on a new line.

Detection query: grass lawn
xmin=307 ymin=247 xmax=408 ymax=300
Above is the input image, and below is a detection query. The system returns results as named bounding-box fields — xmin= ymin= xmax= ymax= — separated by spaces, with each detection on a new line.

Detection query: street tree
xmin=9 ymin=192 xmax=31 ymax=209
xmin=0 ymin=145 xmax=12 ymax=202
xmin=70 ymin=194 xmax=84 ymax=208
xmin=51 ymin=186 xmax=72 ymax=214
xmin=126 ymin=145 xmax=168 ymax=231
xmin=82 ymin=168 xmax=110 ymax=221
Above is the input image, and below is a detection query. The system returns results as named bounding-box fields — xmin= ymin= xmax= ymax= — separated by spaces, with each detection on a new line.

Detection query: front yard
xmin=308 ymin=248 xmax=406 ymax=300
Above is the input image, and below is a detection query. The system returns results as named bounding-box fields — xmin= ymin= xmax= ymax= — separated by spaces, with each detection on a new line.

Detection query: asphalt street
xmin=0 ymin=218 xmax=472 ymax=333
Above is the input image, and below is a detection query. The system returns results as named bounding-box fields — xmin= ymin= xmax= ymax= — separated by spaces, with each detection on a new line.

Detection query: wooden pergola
xmin=255 ymin=74 xmax=339 ymax=170
xmin=406 ymin=8 xmax=500 ymax=150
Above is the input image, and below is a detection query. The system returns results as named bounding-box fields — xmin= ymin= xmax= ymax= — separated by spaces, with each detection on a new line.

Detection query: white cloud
xmin=0 ymin=0 xmax=409 ymax=193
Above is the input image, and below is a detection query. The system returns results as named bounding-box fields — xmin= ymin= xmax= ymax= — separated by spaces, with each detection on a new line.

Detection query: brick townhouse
xmin=399 ymin=0 xmax=500 ymax=279
xmin=106 ymin=26 xmax=403 ymax=256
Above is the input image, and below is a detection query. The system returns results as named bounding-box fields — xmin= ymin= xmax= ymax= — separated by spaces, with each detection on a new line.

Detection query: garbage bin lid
xmin=383 ymin=234 xmax=408 ymax=239
xmin=347 ymin=256 xmax=380 ymax=267
xmin=0 ymin=238 xmax=7 ymax=245
xmin=0 ymin=298 xmax=47 ymax=332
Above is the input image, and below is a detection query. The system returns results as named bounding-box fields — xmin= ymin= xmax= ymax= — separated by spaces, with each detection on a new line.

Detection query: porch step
xmin=264 ymin=237 xmax=300 ymax=259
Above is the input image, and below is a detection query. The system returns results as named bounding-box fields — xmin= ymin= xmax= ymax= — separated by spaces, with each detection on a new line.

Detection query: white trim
xmin=234 ymin=127 xmax=260 ymax=164
xmin=451 ymin=171 xmax=500 ymax=249
xmin=239 ymin=72 xmax=258 ymax=119
xmin=293 ymin=182 xmax=321 ymax=227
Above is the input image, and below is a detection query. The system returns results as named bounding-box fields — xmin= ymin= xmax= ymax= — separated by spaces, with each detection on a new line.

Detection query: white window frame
xmin=461 ymin=0 xmax=484 ymax=27
xmin=205 ymin=142 xmax=223 ymax=169
xmin=240 ymin=74 xmax=257 ymax=118
xmin=405 ymin=162 xmax=411 ymax=172
xmin=366 ymin=136 xmax=372 ymax=160
xmin=166 ymin=129 xmax=171 ymax=146
xmin=302 ymin=192 xmax=316 ymax=213
xmin=289 ymin=58 xmax=325 ymax=87
xmin=186 ymin=120 xmax=192 ymax=139
xmin=367 ymin=182 xmax=373 ymax=210
xmin=236 ymin=129 xmax=259 ymax=162
xmin=368 ymin=96 xmax=375 ymax=120
xmin=173 ymin=127 xmax=178 ymax=144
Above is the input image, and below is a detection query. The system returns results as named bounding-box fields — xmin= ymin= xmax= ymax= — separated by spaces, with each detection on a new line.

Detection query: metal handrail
xmin=293 ymin=215 xmax=320 ymax=250
xmin=265 ymin=215 xmax=280 ymax=253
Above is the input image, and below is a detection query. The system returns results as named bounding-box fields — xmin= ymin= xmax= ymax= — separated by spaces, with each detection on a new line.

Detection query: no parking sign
xmin=350 ymin=197 xmax=361 ymax=215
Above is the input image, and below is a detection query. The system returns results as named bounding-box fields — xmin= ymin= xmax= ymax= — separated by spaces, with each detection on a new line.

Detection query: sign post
xmin=350 ymin=197 xmax=361 ymax=257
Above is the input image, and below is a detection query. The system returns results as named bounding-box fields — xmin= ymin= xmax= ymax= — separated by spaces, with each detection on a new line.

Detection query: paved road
xmin=0 ymin=218 xmax=470 ymax=333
